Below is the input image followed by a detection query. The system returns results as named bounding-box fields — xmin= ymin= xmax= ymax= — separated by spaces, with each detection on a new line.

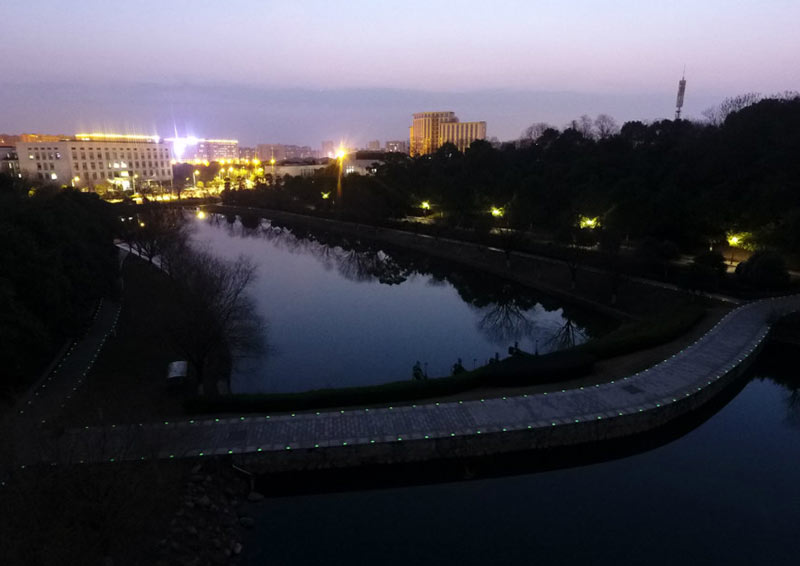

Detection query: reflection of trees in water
xmin=544 ymin=319 xmax=588 ymax=351
xmin=478 ymin=301 xmax=536 ymax=345
xmin=213 ymin=213 xmax=595 ymax=346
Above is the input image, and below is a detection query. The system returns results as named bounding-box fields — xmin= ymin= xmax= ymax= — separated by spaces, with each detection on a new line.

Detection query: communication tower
xmin=675 ymin=69 xmax=687 ymax=120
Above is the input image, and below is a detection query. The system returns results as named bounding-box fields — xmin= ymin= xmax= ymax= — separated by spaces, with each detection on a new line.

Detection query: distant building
xmin=409 ymin=111 xmax=486 ymax=156
xmin=341 ymin=151 xmax=386 ymax=175
xmin=20 ymin=133 xmax=66 ymax=143
xmin=257 ymin=144 xmax=316 ymax=163
xmin=366 ymin=139 xmax=381 ymax=151
xmin=1 ymin=145 xmax=19 ymax=177
xmin=385 ymin=140 xmax=408 ymax=153
xmin=439 ymin=121 xmax=487 ymax=153
xmin=16 ymin=133 xmax=172 ymax=189
xmin=272 ymin=163 xmax=327 ymax=177
xmin=238 ymin=146 xmax=256 ymax=160
xmin=321 ymin=140 xmax=335 ymax=158
xmin=166 ymin=137 xmax=239 ymax=162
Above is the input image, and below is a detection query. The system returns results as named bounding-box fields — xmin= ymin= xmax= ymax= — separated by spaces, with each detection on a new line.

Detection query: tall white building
xmin=16 ymin=133 xmax=172 ymax=190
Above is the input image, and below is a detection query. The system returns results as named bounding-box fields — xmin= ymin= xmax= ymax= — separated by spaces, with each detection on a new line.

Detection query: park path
xmin=24 ymin=293 xmax=800 ymax=468
xmin=4 ymin=251 xmax=126 ymax=466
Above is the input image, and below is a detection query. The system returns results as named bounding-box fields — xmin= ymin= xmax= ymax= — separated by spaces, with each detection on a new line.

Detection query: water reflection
xmin=196 ymin=214 xmax=612 ymax=391
xmin=757 ymin=342 xmax=800 ymax=428
xmin=211 ymin=214 xmax=602 ymax=351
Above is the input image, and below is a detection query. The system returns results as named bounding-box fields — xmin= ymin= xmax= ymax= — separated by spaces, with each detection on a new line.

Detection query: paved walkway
xmin=22 ymin=294 xmax=800 ymax=468
xmin=4 ymin=251 xmax=126 ymax=468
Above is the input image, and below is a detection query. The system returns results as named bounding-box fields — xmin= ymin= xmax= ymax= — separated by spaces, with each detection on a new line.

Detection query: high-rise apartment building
xmin=440 ymin=121 xmax=487 ymax=153
xmin=409 ymin=111 xmax=486 ymax=156
xmin=16 ymin=133 xmax=172 ymax=189
xmin=367 ymin=140 xmax=381 ymax=151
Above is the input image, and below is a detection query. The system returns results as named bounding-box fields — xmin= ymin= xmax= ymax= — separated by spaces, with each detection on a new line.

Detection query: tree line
xmin=222 ymin=94 xmax=800 ymax=258
xmin=0 ymin=177 xmax=118 ymax=395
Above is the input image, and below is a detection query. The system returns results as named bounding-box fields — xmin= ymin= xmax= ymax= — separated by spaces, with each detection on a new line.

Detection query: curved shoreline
xmin=32 ymin=294 xmax=800 ymax=473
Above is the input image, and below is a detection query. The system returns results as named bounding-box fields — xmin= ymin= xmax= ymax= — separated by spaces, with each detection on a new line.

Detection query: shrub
xmin=735 ymin=250 xmax=790 ymax=290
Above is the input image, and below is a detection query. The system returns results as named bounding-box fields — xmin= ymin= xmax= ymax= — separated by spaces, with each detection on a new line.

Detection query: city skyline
xmin=3 ymin=0 xmax=799 ymax=145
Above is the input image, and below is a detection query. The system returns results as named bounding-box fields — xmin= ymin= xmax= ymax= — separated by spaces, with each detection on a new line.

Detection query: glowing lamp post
xmin=335 ymin=148 xmax=346 ymax=204
xmin=192 ymin=169 xmax=200 ymax=188
xmin=727 ymin=233 xmax=741 ymax=265
xmin=491 ymin=206 xmax=504 ymax=218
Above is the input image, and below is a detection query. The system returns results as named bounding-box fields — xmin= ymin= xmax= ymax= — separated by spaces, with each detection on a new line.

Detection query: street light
xmin=335 ymin=148 xmax=346 ymax=204
xmin=71 ymin=176 xmax=80 ymax=188
xmin=193 ymin=169 xmax=200 ymax=188
xmin=490 ymin=206 xmax=504 ymax=218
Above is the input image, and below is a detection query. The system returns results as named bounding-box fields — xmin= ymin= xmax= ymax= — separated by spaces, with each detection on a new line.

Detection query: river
xmin=192 ymin=214 xmax=613 ymax=393
xmin=240 ymin=343 xmax=800 ymax=565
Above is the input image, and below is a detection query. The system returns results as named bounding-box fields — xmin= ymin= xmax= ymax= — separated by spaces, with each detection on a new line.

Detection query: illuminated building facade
xmin=16 ymin=133 xmax=171 ymax=189
xmin=1 ymin=145 xmax=19 ymax=177
xmin=439 ymin=121 xmax=487 ymax=153
xmin=409 ymin=111 xmax=486 ymax=156
xmin=166 ymin=137 xmax=239 ymax=162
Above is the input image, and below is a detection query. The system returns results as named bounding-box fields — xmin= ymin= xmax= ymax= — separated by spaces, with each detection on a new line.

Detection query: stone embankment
xmin=157 ymin=462 xmax=264 ymax=566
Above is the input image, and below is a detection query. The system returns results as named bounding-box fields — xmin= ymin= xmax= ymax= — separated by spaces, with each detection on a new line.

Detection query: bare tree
xmin=130 ymin=205 xmax=191 ymax=266
xmin=569 ymin=114 xmax=596 ymax=139
xmin=161 ymin=247 xmax=264 ymax=395
xmin=594 ymin=114 xmax=619 ymax=139
xmin=702 ymin=92 xmax=762 ymax=125
xmin=520 ymin=122 xmax=556 ymax=145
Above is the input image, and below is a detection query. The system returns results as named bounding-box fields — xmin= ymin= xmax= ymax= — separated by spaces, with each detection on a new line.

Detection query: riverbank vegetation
xmin=220 ymin=94 xmax=799 ymax=293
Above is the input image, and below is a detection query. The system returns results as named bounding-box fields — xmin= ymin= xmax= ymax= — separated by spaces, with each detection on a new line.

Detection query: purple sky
xmin=3 ymin=0 xmax=799 ymax=146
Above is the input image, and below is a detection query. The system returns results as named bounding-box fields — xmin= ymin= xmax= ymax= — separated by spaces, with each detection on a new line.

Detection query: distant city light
xmin=74 ymin=132 xmax=161 ymax=142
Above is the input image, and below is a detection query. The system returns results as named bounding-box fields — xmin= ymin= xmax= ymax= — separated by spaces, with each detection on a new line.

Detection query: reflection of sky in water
xmin=192 ymin=217 xmax=596 ymax=393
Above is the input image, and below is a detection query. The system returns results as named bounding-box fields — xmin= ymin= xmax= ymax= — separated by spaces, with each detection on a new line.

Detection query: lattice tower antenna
xmin=675 ymin=67 xmax=687 ymax=120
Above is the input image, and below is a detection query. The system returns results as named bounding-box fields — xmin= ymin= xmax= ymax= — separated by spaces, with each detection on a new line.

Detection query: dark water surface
xmin=192 ymin=215 xmax=612 ymax=393
xmin=241 ymin=346 xmax=800 ymax=565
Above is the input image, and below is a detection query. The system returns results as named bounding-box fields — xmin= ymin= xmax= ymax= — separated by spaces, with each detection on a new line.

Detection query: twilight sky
xmin=3 ymin=0 xmax=799 ymax=146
